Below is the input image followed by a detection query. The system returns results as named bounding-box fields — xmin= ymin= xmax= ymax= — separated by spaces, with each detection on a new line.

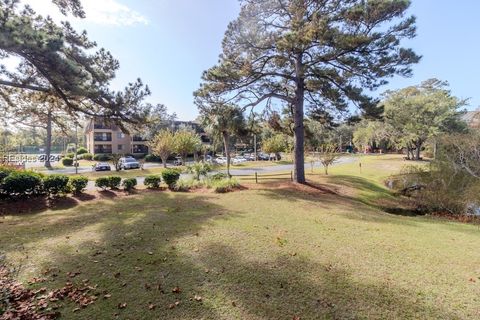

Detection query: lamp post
xmin=74 ymin=124 xmax=78 ymax=175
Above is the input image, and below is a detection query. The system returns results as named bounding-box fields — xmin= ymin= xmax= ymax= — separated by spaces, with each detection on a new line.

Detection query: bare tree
xmin=318 ymin=145 xmax=340 ymax=175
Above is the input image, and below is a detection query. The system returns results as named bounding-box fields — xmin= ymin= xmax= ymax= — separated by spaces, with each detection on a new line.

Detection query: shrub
xmin=107 ymin=176 xmax=122 ymax=189
xmin=144 ymin=175 xmax=161 ymax=189
xmin=212 ymin=178 xmax=240 ymax=193
xmin=161 ymin=169 xmax=181 ymax=189
xmin=1 ymin=171 xmax=43 ymax=197
xmin=145 ymin=154 xmax=162 ymax=163
xmin=80 ymin=153 xmax=93 ymax=161
xmin=173 ymin=177 xmax=202 ymax=192
xmin=392 ymin=133 xmax=480 ymax=215
xmin=186 ymin=162 xmax=212 ymax=180
xmin=122 ymin=178 xmax=137 ymax=191
xmin=43 ymin=174 xmax=70 ymax=196
xmin=95 ymin=177 xmax=110 ymax=190
xmin=210 ymin=172 xmax=227 ymax=181
xmin=69 ymin=176 xmax=89 ymax=194
xmin=62 ymin=157 xmax=74 ymax=166
xmin=77 ymin=147 xmax=88 ymax=155
xmin=0 ymin=166 xmax=17 ymax=184
xmin=65 ymin=152 xmax=75 ymax=159
xmin=93 ymin=154 xmax=111 ymax=161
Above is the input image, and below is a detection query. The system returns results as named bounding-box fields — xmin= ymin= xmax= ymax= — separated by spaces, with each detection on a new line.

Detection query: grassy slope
xmin=1 ymin=155 xmax=480 ymax=319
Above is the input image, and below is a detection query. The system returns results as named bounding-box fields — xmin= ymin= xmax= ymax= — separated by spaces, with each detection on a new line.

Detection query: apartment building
xmin=84 ymin=118 xmax=149 ymax=155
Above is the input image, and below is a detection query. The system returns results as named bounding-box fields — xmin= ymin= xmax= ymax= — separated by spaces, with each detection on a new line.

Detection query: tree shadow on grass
xmin=3 ymin=192 xmax=243 ymax=319
xmin=1 ymin=191 xmax=469 ymax=319
xmin=191 ymin=243 xmax=460 ymax=320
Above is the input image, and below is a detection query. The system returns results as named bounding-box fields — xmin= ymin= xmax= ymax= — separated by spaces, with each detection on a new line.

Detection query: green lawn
xmin=1 ymin=155 xmax=479 ymax=319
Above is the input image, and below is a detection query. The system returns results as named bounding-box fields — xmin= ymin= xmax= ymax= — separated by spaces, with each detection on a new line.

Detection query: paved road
xmin=79 ymin=156 xmax=357 ymax=190
xmin=223 ymin=156 xmax=356 ymax=176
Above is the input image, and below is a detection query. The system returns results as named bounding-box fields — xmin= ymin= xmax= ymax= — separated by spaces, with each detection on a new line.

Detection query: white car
xmin=119 ymin=157 xmax=140 ymax=170
xmin=232 ymin=156 xmax=247 ymax=164
xmin=215 ymin=157 xmax=228 ymax=164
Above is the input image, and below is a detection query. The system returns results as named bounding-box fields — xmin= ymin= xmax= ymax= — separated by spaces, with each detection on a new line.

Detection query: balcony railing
xmin=94 ymin=147 xmax=113 ymax=154
xmin=94 ymin=124 xmax=112 ymax=129
xmin=132 ymin=136 xmax=147 ymax=141
xmin=132 ymin=145 xmax=148 ymax=153
xmin=94 ymin=136 xmax=112 ymax=141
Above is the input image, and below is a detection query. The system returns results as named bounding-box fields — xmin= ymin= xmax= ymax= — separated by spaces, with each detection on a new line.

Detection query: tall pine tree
xmin=196 ymin=0 xmax=420 ymax=183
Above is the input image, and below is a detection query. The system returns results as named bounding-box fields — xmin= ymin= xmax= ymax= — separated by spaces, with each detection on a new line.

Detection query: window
xmin=117 ymin=144 xmax=123 ymax=151
xmin=117 ymin=132 xmax=125 ymax=139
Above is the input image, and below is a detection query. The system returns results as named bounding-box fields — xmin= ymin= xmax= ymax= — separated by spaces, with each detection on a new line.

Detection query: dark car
xmin=94 ymin=162 xmax=111 ymax=171
xmin=257 ymin=153 xmax=270 ymax=161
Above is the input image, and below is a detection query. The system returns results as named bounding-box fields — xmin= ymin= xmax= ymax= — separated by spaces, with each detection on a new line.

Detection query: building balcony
xmin=132 ymin=136 xmax=147 ymax=142
xmin=94 ymin=144 xmax=113 ymax=154
xmin=132 ymin=145 xmax=148 ymax=154
xmin=94 ymin=124 xmax=112 ymax=130
xmin=94 ymin=137 xmax=112 ymax=142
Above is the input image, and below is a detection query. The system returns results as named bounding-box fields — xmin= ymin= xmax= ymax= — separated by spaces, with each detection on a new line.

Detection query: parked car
xmin=173 ymin=157 xmax=183 ymax=166
xmin=215 ymin=157 xmax=228 ymax=164
xmin=257 ymin=153 xmax=270 ymax=161
xmin=119 ymin=157 xmax=140 ymax=170
xmin=232 ymin=156 xmax=247 ymax=165
xmin=94 ymin=162 xmax=111 ymax=171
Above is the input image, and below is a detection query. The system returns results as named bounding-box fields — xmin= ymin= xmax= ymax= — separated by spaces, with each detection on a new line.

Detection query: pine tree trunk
xmin=223 ymin=132 xmax=231 ymax=177
xmin=293 ymin=55 xmax=306 ymax=184
xmin=45 ymin=110 xmax=52 ymax=169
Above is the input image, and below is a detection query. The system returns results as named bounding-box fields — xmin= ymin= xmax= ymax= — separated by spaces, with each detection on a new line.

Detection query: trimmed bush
xmin=212 ymin=178 xmax=240 ymax=193
xmin=1 ymin=171 xmax=43 ymax=196
xmin=62 ymin=157 xmax=74 ymax=166
xmin=95 ymin=177 xmax=110 ymax=190
xmin=145 ymin=154 xmax=162 ymax=163
xmin=43 ymin=174 xmax=70 ymax=196
xmin=93 ymin=154 xmax=111 ymax=161
xmin=0 ymin=166 xmax=17 ymax=184
xmin=161 ymin=169 xmax=181 ymax=189
xmin=107 ymin=176 xmax=121 ymax=189
xmin=80 ymin=153 xmax=93 ymax=161
xmin=66 ymin=152 xmax=75 ymax=159
xmin=69 ymin=176 xmax=89 ymax=194
xmin=77 ymin=147 xmax=88 ymax=155
xmin=144 ymin=175 xmax=161 ymax=189
xmin=122 ymin=178 xmax=137 ymax=191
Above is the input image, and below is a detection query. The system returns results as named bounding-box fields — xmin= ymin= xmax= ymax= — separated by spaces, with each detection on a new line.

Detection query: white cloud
xmin=22 ymin=0 xmax=149 ymax=27
xmin=81 ymin=0 xmax=149 ymax=26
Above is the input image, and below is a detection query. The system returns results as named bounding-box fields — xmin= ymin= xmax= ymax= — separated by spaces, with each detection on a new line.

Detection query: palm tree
xmin=200 ymin=103 xmax=245 ymax=177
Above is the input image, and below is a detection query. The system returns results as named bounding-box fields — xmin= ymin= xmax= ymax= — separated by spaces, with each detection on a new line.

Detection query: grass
xmin=1 ymin=155 xmax=480 ymax=319
xmin=76 ymin=167 xmax=166 ymax=180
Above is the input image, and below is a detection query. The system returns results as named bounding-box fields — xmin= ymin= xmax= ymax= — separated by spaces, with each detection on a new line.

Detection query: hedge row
xmin=0 ymin=167 xmax=185 ymax=199
xmin=0 ymin=167 xmax=89 ymax=197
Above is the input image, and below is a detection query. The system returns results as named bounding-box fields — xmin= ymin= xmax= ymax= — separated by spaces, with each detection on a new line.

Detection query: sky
xmin=23 ymin=0 xmax=480 ymax=120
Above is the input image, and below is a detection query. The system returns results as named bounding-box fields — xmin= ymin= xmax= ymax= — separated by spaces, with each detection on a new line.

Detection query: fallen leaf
xmin=172 ymin=286 xmax=181 ymax=294
xmin=148 ymin=303 xmax=156 ymax=310
xmin=118 ymin=302 xmax=127 ymax=309
xmin=194 ymin=295 xmax=202 ymax=302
